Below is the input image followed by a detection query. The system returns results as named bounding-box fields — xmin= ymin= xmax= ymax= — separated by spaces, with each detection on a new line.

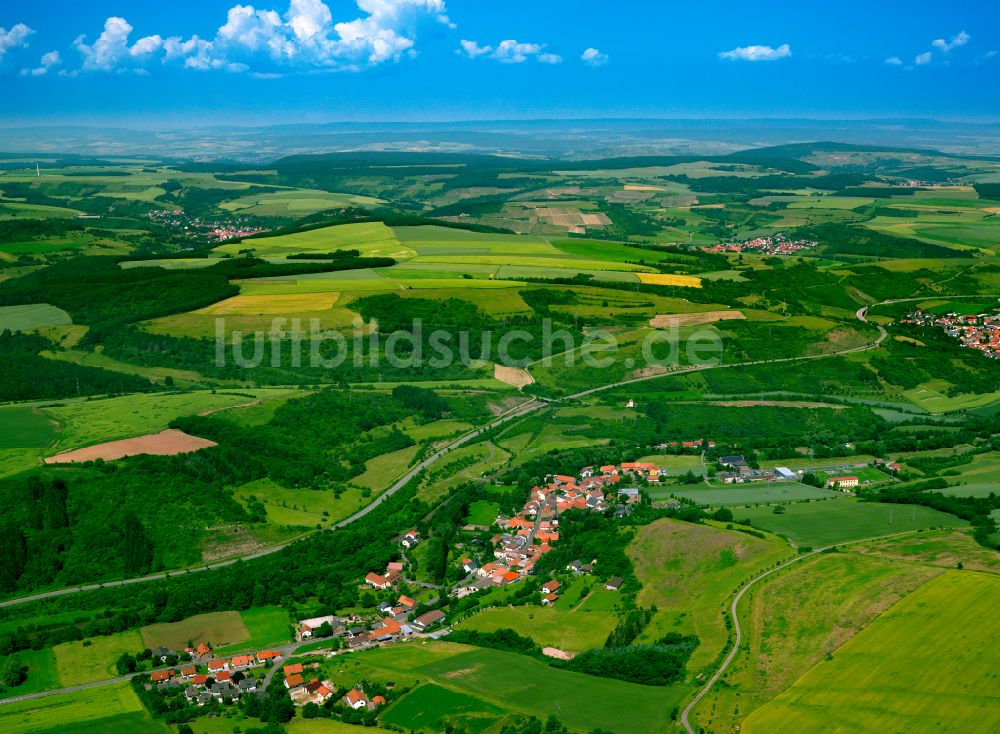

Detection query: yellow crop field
xmin=637 ymin=272 xmax=703 ymax=288
xmin=199 ymin=292 xmax=342 ymax=314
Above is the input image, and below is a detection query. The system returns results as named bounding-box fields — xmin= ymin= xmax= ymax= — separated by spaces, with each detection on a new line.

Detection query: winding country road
xmin=0 ymin=308 xmax=889 ymax=611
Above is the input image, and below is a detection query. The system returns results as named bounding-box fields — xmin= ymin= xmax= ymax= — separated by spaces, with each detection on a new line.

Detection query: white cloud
xmin=914 ymin=51 xmax=932 ymax=66
xmin=459 ymin=38 xmax=556 ymax=64
xmin=932 ymin=30 xmax=969 ymax=53
xmin=719 ymin=43 xmax=791 ymax=62
xmin=70 ymin=0 xmax=452 ymax=74
xmin=458 ymin=39 xmax=491 ymax=58
xmin=581 ymin=47 xmax=608 ymax=67
xmin=0 ymin=22 xmax=34 ymax=60
xmin=21 ymin=50 xmax=61 ymax=77
xmin=73 ymin=17 xmax=166 ymax=72
xmin=493 ymin=40 xmax=542 ymax=63
xmin=884 ymin=56 xmax=903 ymax=66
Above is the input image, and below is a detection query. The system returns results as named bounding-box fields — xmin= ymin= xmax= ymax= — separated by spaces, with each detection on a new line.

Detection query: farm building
xmin=412 ymin=610 xmax=446 ymax=630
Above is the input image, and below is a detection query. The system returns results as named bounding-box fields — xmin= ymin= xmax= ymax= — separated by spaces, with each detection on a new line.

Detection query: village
xmin=144 ymin=643 xmax=279 ymax=706
xmin=902 ymin=307 xmax=1000 ymax=359
xmin=699 ymin=233 xmax=818 ymax=255
xmin=145 ymin=208 xmax=270 ymax=242
xmin=135 ymin=453 xmax=891 ymax=723
xmin=140 ymin=641 xmax=393 ymax=715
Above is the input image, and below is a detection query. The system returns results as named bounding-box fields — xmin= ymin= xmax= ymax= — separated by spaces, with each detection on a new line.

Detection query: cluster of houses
xmin=902 ymin=308 xmax=1000 ymax=359
xmin=301 ymin=595 xmax=447 ymax=658
xmin=144 ymin=208 xmax=270 ymax=243
xmin=148 ymin=646 xmax=281 ymax=706
xmin=282 ymin=662 xmax=336 ymax=705
xmin=455 ymin=462 xmax=658 ymax=597
xmin=700 ymin=233 xmax=818 ymax=256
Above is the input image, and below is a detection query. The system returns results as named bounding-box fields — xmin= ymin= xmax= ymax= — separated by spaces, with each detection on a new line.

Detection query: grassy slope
xmin=628 ymin=518 xmax=793 ymax=672
xmin=694 ymin=552 xmax=941 ymax=733
xmin=742 ymin=571 xmax=1000 ymax=734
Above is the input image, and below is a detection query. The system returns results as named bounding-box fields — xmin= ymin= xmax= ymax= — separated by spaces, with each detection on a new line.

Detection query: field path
xmin=679 ymin=528 xmax=940 ymax=734
xmin=0 ymin=308 xmax=889 ymax=610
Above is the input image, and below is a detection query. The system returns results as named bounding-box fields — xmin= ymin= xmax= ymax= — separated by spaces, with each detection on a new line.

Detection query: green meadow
xmin=0 ymin=303 xmax=72 ymax=331
xmin=381 ymin=683 xmax=505 ymax=733
xmin=40 ymin=389 xmax=297 ymax=451
xmin=0 ymin=683 xmax=166 ymax=734
xmin=326 ymin=641 xmax=689 ymax=734
xmin=736 ymin=498 xmax=966 ymax=546
xmin=658 ymin=482 xmax=838 ymax=506
xmin=52 ymin=629 xmax=144 ymax=686
xmin=0 ymin=406 xmax=57 ymax=449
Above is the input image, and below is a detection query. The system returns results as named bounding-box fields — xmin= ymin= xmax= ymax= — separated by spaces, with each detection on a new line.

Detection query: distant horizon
xmin=3 ymin=114 xmax=1000 ymax=132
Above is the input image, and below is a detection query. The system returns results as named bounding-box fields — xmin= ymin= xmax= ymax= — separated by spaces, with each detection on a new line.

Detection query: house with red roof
xmin=230 ymin=655 xmax=255 ymax=670
xmin=344 ymin=688 xmax=369 ymax=710
xmin=365 ymin=572 xmax=393 ymax=590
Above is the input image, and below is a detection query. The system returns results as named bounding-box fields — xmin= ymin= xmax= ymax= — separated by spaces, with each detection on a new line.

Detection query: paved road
xmin=0 ymin=304 xmax=891 ymax=611
xmin=678 ymin=527 xmax=947 ymax=733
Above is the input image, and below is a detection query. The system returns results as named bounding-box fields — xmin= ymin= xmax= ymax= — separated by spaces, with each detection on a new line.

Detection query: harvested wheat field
xmin=637 ymin=273 xmax=702 ymax=288
xmin=45 ymin=429 xmax=216 ymax=464
xmin=494 ymin=363 xmax=535 ymax=387
xmin=649 ymin=310 xmax=745 ymax=328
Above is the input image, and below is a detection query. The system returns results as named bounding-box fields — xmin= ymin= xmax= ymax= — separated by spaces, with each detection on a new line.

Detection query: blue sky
xmin=0 ymin=0 xmax=997 ymax=126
